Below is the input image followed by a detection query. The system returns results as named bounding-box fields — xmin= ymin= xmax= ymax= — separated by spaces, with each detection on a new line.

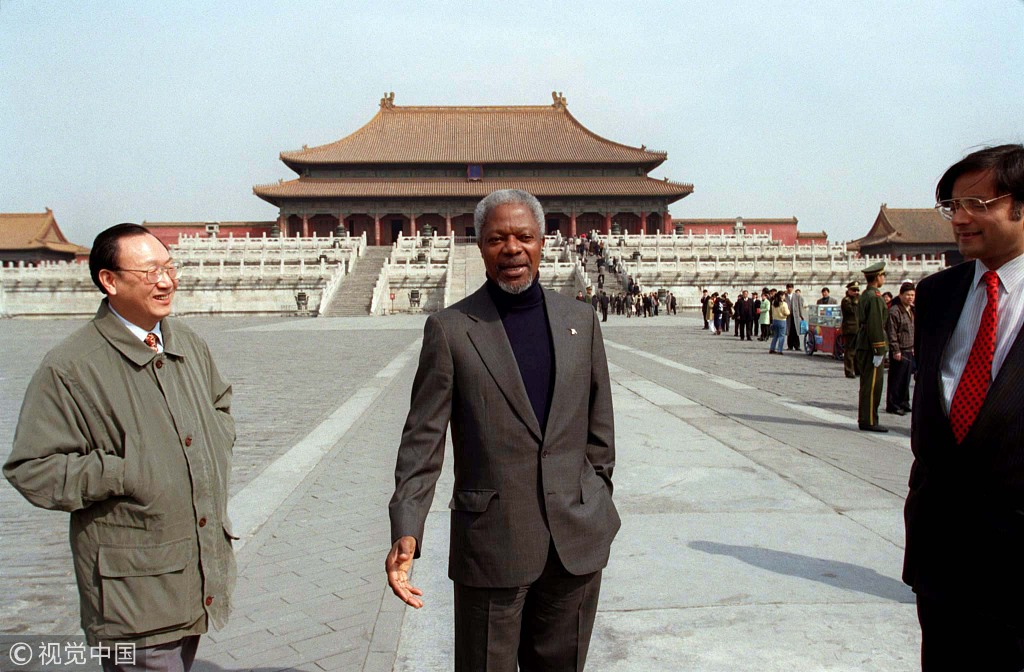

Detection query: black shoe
xmin=845 ymin=373 xmax=856 ymax=379
xmin=885 ymin=407 xmax=906 ymax=416
xmin=901 ymin=405 xmax=912 ymax=413
xmin=858 ymin=424 xmax=889 ymax=433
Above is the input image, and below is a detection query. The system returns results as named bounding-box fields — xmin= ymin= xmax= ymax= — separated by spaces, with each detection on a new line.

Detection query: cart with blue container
xmin=805 ymin=304 xmax=845 ymax=360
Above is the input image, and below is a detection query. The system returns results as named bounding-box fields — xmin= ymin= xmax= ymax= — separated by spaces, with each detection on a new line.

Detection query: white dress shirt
xmin=108 ymin=304 xmax=164 ymax=353
xmin=940 ymin=253 xmax=1024 ymax=414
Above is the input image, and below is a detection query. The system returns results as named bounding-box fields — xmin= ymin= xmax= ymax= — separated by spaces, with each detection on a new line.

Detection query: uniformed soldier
xmin=856 ymin=261 xmax=889 ymax=431
xmin=840 ymin=281 xmax=860 ymax=378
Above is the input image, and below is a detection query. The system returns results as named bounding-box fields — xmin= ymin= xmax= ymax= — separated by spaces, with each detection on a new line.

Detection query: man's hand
xmin=386 ymin=536 xmax=424 ymax=608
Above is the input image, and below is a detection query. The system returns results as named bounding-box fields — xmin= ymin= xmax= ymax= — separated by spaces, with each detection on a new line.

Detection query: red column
xmin=409 ymin=214 xmax=417 ymax=237
xmin=663 ymin=210 xmax=673 ymax=234
xmin=569 ymin=213 xmax=577 ymax=237
xmin=301 ymin=214 xmax=309 ymax=238
xmin=277 ymin=213 xmax=286 ymax=236
xmin=338 ymin=213 xmax=346 ymax=236
xmin=603 ymin=213 xmax=612 ymax=235
xmin=639 ymin=211 xmax=647 ymax=235
xmin=445 ymin=213 xmax=452 ymax=236
xmin=374 ymin=215 xmax=381 ymax=246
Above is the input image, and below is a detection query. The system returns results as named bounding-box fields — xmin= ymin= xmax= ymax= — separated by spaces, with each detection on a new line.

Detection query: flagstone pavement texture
xmin=1 ymin=311 xmax=918 ymax=671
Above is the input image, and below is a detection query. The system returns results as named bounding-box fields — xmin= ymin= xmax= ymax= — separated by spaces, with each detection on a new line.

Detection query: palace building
xmin=848 ymin=204 xmax=958 ymax=263
xmin=252 ymin=92 xmax=694 ymax=245
xmin=0 ymin=209 xmax=89 ymax=265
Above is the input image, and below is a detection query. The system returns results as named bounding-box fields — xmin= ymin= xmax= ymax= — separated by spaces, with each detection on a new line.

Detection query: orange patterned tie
xmin=949 ymin=271 xmax=1000 ymax=443
xmin=144 ymin=332 xmax=160 ymax=353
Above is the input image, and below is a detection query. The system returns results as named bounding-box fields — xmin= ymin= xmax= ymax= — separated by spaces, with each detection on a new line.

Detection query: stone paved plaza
xmin=0 ymin=310 xmax=919 ymax=671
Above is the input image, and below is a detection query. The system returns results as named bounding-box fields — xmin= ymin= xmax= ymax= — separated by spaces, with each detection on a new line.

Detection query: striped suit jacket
xmin=903 ymin=260 xmax=1024 ymax=620
xmin=389 ymin=284 xmax=620 ymax=588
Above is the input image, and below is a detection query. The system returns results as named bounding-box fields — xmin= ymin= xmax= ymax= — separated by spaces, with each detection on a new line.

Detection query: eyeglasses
xmin=116 ymin=263 xmax=180 ymax=284
xmin=935 ymin=193 xmax=1012 ymax=220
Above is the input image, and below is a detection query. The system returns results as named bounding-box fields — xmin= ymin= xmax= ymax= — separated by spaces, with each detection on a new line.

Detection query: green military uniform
xmin=840 ymin=284 xmax=860 ymax=378
xmin=856 ymin=265 xmax=889 ymax=428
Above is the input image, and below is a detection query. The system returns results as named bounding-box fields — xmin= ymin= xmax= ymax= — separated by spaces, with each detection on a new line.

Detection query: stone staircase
xmin=319 ymin=247 xmax=392 ymax=316
xmin=446 ymin=245 xmax=487 ymax=304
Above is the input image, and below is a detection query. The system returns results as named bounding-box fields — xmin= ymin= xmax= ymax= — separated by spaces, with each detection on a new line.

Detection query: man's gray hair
xmin=473 ymin=189 xmax=546 ymax=239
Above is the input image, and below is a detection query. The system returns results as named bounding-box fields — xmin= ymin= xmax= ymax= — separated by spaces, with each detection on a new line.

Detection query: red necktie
xmin=144 ymin=332 xmax=160 ymax=353
xmin=949 ymin=271 xmax=1000 ymax=443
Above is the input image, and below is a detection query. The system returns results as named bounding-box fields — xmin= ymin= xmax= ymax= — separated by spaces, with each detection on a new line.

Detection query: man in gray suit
xmin=785 ymin=283 xmax=806 ymax=351
xmin=385 ymin=189 xmax=620 ymax=671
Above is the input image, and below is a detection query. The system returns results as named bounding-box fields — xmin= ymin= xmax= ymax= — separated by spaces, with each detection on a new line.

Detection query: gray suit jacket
xmin=389 ymin=284 xmax=619 ymax=588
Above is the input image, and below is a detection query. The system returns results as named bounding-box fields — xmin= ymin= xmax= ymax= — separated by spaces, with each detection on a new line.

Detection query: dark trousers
xmin=917 ymin=594 xmax=1024 ymax=672
xmin=842 ymin=333 xmax=857 ymax=377
xmin=454 ymin=544 xmax=602 ymax=672
xmin=856 ymin=351 xmax=885 ymax=426
xmin=787 ymin=315 xmax=800 ymax=350
xmin=886 ymin=352 xmax=914 ymax=411
xmin=742 ymin=320 xmax=753 ymax=340
xmin=101 ymin=636 xmax=200 ymax=672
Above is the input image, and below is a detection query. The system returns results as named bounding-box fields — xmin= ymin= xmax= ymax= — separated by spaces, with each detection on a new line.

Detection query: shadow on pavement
xmin=688 ymin=541 xmax=914 ymax=603
xmin=730 ymin=413 xmax=842 ymax=432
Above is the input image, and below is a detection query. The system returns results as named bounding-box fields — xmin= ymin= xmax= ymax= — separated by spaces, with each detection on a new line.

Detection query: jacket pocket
xmin=97 ymin=536 xmax=195 ymax=637
xmin=581 ymin=470 xmax=608 ymax=504
xmin=448 ymin=489 xmax=497 ymax=513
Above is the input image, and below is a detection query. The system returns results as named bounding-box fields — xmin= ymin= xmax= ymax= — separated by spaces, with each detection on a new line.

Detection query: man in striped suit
xmin=903 ymin=144 xmax=1024 ymax=671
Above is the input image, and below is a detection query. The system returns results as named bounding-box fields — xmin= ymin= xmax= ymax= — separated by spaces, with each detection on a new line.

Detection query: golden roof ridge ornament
xmin=380 ymin=91 xmax=395 ymax=108
xmin=551 ymin=91 xmax=567 ymax=109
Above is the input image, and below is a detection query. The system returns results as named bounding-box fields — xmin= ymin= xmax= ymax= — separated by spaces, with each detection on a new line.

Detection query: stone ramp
xmin=320 ymin=247 xmax=391 ymax=316
xmin=446 ymin=244 xmax=486 ymax=304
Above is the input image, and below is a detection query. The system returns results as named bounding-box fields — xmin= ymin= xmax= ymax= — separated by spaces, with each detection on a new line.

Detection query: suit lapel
xmin=465 ymin=287 xmax=544 ymax=442
xmin=965 ymin=299 xmax=1024 ymax=444
xmin=543 ymin=289 xmax=575 ymax=436
xmin=933 ymin=263 xmax=976 ymax=396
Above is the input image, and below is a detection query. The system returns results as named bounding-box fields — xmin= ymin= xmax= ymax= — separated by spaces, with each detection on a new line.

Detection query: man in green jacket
xmin=856 ymin=261 xmax=890 ymax=432
xmin=4 ymin=224 xmax=237 ymax=671
xmin=840 ymin=281 xmax=861 ymax=378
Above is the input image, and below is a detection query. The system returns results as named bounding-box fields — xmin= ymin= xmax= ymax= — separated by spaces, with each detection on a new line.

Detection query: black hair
xmin=937 ymin=144 xmax=1024 ymax=218
xmin=89 ymin=223 xmax=156 ymax=294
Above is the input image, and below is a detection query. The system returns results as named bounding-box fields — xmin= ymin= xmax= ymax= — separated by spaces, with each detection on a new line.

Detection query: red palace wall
xmin=679 ymin=223 xmax=800 ymax=245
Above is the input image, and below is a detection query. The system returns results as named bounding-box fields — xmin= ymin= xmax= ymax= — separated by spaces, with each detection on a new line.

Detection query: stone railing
xmin=176 ymin=231 xmax=366 ymax=251
xmin=389 ymin=232 xmax=454 ymax=265
xmin=619 ymin=253 xmax=944 ymax=279
xmin=443 ymin=243 xmax=456 ymax=309
xmin=369 ymin=262 xmax=392 ymax=316
xmin=315 ymin=263 xmax=350 ymax=317
xmin=591 ymin=232 xmax=849 ymax=260
xmin=173 ymin=232 xmax=366 ymax=266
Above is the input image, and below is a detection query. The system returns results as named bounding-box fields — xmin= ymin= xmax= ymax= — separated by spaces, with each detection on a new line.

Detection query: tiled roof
xmin=0 ymin=210 xmax=89 ymax=254
xmin=280 ymin=97 xmax=668 ymax=166
xmin=798 ymin=231 xmax=828 ymax=239
xmin=854 ymin=206 xmax=953 ymax=247
xmin=254 ymin=176 xmax=694 ymax=202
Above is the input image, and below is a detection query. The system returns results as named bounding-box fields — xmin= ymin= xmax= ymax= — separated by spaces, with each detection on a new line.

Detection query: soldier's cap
xmin=861 ymin=261 xmax=886 ymax=277
xmin=845 ymin=281 xmax=860 ymax=290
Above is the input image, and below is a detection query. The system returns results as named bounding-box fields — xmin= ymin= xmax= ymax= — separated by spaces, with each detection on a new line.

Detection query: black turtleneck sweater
xmin=485 ymin=277 xmax=555 ymax=432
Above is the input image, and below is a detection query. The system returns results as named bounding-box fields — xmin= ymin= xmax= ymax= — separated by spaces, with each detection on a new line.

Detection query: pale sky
xmin=2 ymin=1 xmax=1022 ymax=246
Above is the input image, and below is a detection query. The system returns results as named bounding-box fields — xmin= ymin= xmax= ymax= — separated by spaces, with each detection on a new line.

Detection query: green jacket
xmin=855 ymin=286 xmax=889 ymax=356
xmin=840 ymin=294 xmax=859 ymax=335
xmin=4 ymin=301 xmax=236 ymax=647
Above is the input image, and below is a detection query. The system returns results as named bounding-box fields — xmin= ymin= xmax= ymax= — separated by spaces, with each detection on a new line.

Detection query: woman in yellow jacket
xmin=769 ymin=290 xmax=790 ymax=354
